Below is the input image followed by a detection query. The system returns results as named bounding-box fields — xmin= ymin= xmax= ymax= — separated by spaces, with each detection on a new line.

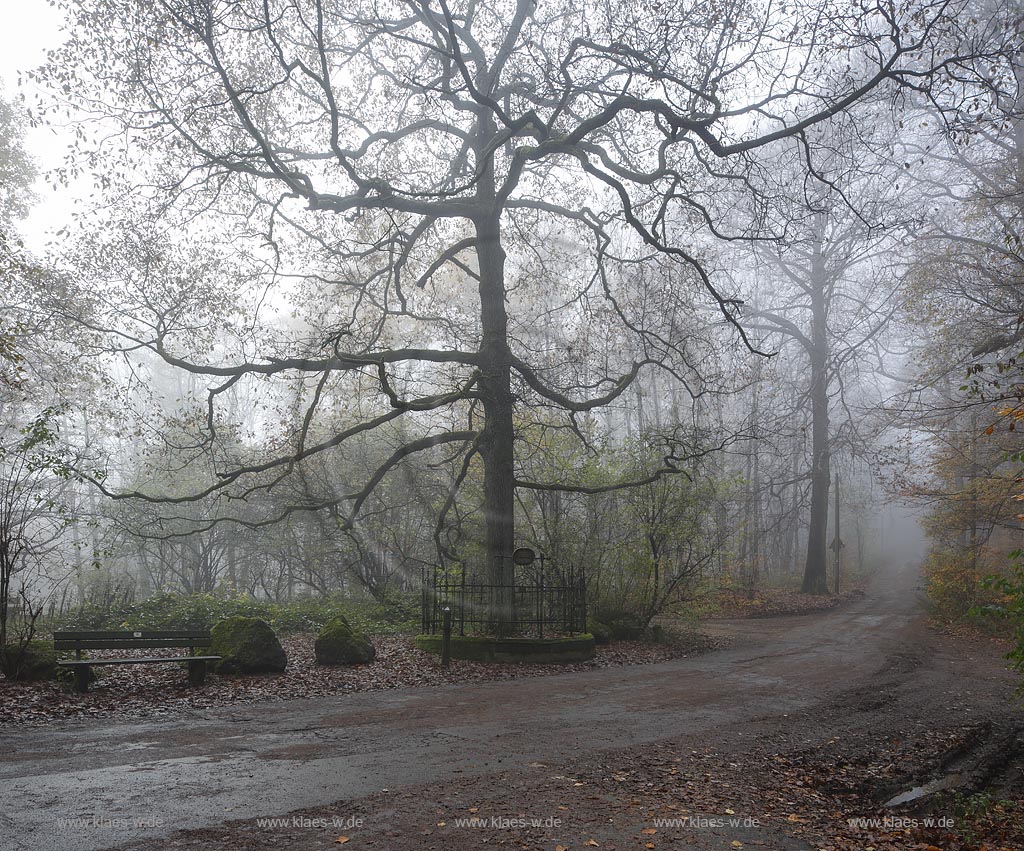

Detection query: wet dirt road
xmin=0 ymin=563 xmax=927 ymax=851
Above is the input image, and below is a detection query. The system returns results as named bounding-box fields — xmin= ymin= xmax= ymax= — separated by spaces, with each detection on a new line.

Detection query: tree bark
xmin=474 ymin=120 xmax=516 ymax=632
xmin=801 ymin=227 xmax=832 ymax=594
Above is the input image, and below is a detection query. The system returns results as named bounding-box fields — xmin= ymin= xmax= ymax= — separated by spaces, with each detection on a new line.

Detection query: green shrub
xmin=1 ymin=640 xmax=58 ymax=681
xmin=588 ymin=620 xmax=612 ymax=645
xmin=588 ymin=587 xmax=659 ymax=641
xmin=51 ymin=590 xmax=422 ymax=636
xmin=589 ymin=599 xmax=646 ymax=640
xmin=926 ymin=548 xmax=1006 ymax=625
xmin=976 ymin=550 xmax=1024 ymax=691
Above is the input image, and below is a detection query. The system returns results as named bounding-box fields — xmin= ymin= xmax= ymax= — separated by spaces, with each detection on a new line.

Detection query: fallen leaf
xmin=586 ymin=841 xmax=600 ymax=847
xmin=335 ymin=838 xmax=350 ymax=845
xmin=642 ymin=828 xmax=657 ymax=835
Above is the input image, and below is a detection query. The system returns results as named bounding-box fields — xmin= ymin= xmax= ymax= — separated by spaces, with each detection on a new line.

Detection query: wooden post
xmin=441 ymin=606 xmax=452 ymax=668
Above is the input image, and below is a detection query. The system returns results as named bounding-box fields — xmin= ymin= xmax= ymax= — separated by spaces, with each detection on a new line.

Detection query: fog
xmin=0 ymin=0 xmax=1018 ymax=665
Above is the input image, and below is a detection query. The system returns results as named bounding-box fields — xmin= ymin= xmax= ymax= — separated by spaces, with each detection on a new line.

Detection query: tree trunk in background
xmin=740 ymin=448 xmax=752 ymax=589
xmin=784 ymin=449 xmax=800 ymax=572
xmin=749 ymin=375 xmax=762 ymax=590
xmin=751 ymin=436 xmax=762 ymax=588
xmin=802 ymin=227 xmax=832 ymax=594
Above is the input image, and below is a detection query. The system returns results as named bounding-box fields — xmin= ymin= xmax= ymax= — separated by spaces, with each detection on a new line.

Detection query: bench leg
xmin=188 ymin=659 xmax=207 ymax=686
xmin=75 ymin=666 xmax=90 ymax=694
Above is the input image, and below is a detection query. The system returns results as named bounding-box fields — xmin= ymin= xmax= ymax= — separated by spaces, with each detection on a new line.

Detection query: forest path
xmin=0 ymin=561 xmax=998 ymax=851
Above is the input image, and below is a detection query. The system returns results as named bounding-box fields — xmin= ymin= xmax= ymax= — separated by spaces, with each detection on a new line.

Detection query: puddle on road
xmin=884 ymin=773 xmax=962 ymax=807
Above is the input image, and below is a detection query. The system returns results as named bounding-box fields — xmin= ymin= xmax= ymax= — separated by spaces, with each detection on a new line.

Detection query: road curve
xmin=0 ymin=562 xmax=923 ymax=851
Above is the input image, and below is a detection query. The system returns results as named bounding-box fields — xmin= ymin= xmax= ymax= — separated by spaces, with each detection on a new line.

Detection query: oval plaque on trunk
xmin=512 ymin=547 xmax=536 ymax=566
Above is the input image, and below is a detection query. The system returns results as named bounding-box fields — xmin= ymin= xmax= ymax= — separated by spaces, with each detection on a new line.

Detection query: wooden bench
xmin=54 ymin=630 xmax=221 ymax=693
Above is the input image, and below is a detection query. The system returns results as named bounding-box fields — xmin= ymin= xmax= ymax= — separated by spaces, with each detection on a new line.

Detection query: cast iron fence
xmin=421 ymin=555 xmax=586 ymax=638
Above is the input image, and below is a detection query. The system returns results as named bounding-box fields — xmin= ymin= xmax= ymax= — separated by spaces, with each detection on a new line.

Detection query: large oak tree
xmin=42 ymin=0 xmax=1007 ymax=628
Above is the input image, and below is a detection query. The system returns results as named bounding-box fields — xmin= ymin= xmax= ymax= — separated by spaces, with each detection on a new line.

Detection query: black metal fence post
xmin=441 ymin=606 xmax=452 ymax=668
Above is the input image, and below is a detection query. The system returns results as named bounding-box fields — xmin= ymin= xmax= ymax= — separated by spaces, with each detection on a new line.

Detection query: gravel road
xmin=1 ymin=561 xmax=1007 ymax=851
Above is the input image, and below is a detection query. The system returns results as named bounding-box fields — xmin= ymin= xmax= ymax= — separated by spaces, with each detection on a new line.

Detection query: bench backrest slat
xmin=53 ymin=630 xmax=212 ymax=651
xmin=54 ymin=630 xmax=210 ymax=640
xmin=54 ymin=638 xmax=213 ymax=650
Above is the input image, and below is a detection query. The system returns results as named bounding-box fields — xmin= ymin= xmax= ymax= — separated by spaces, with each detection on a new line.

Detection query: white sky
xmin=1 ymin=0 xmax=74 ymax=254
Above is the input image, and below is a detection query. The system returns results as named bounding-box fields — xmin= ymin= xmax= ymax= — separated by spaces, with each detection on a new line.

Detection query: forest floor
xmin=707 ymin=586 xmax=865 ymax=619
xmin=0 ymin=585 xmax=858 ymax=726
xmin=2 ymin=565 xmax=1021 ymax=851
xmin=0 ymin=635 xmax=715 ymax=726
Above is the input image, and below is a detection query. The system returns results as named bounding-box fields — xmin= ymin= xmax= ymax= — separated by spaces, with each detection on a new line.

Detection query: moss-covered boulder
xmin=210 ymin=617 xmax=287 ymax=675
xmin=1 ymin=640 xmax=58 ymax=681
xmin=315 ymin=616 xmax=375 ymax=665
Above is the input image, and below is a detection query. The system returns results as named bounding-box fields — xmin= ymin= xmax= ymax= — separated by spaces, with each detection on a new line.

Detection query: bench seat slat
xmin=57 ymin=656 xmax=221 ymax=666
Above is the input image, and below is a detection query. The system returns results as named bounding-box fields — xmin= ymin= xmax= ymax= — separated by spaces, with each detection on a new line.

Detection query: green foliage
xmin=0 ymin=639 xmax=57 ymax=680
xmin=923 ymin=548 xmax=1004 ymax=622
xmin=515 ymin=427 xmax=726 ymax=637
xmin=941 ymin=790 xmax=1013 ymax=847
xmin=0 ymin=405 xmax=84 ymax=654
xmin=0 ymin=95 xmax=35 ymax=226
xmin=588 ymin=601 xmax=645 ymax=640
xmin=976 ymin=549 xmax=1024 ymax=689
xmin=52 ymin=590 xmax=420 ymax=636
xmin=587 ymin=620 xmax=612 ymax=645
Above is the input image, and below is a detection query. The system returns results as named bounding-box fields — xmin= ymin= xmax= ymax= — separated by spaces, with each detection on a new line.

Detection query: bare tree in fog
xmin=41 ymin=0 xmax=1010 ymax=628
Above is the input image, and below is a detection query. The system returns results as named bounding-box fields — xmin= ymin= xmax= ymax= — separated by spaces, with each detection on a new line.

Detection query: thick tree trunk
xmin=801 ymin=230 xmax=832 ymax=595
xmin=802 ymin=365 xmax=830 ymax=593
xmin=475 ymin=202 xmax=516 ymax=632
